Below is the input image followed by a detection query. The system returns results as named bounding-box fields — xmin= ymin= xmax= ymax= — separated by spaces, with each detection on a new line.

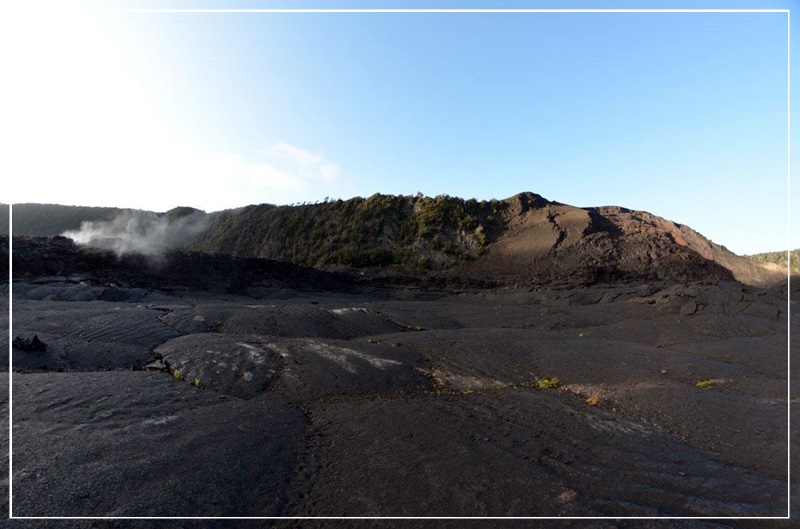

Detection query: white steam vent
xmin=62 ymin=209 xmax=208 ymax=256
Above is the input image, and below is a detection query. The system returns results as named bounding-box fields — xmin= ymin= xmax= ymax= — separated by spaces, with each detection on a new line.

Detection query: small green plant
xmin=172 ymin=369 xmax=183 ymax=381
xmin=538 ymin=377 xmax=561 ymax=389
xmin=696 ymin=380 xmax=713 ymax=388
xmin=193 ymin=377 xmax=201 ymax=388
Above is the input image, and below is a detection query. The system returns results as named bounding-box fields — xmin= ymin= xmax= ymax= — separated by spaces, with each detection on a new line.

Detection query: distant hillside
xmin=6 ymin=204 xmax=132 ymax=236
xmin=6 ymin=195 xmax=496 ymax=269
xmin=746 ymin=249 xmax=799 ymax=274
xmin=194 ymin=194 xmax=499 ymax=269
xmin=8 ymin=193 xmax=787 ymax=287
xmin=195 ymin=192 xmax=787 ymax=286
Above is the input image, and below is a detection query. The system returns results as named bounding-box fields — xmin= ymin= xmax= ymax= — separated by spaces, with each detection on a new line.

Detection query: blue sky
xmin=2 ymin=0 xmax=794 ymax=254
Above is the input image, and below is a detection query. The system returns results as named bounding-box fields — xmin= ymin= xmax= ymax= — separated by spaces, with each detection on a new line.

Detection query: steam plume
xmin=62 ymin=209 xmax=208 ymax=256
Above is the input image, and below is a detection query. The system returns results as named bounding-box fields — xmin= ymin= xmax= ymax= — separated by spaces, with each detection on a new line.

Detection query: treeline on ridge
xmin=3 ymin=204 xmax=131 ymax=236
xmin=193 ymin=193 xmax=502 ymax=269
xmin=746 ymin=249 xmax=800 ymax=274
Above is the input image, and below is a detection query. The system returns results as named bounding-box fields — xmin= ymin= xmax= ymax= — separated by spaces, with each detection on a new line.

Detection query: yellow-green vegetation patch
xmin=415 ymin=368 xmax=450 ymax=395
xmin=695 ymin=379 xmax=713 ymax=388
xmin=562 ymin=382 xmax=603 ymax=406
xmin=538 ymin=377 xmax=561 ymax=389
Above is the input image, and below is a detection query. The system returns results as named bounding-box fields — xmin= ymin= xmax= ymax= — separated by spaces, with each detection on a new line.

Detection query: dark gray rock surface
xmin=4 ymin=266 xmax=797 ymax=520
xmin=11 ymin=372 xmax=306 ymax=517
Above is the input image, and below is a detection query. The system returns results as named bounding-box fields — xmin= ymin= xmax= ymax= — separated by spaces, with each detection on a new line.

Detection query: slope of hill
xmin=194 ymin=194 xmax=499 ymax=269
xmin=746 ymin=249 xmax=799 ymax=274
xmin=5 ymin=204 xmax=131 ymax=236
xmin=449 ymin=194 xmax=780 ymax=286
xmin=8 ymin=193 xmax=786 ymax=287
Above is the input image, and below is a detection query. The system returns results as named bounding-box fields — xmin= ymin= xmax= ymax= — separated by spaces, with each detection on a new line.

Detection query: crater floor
xmin=3 ymin=275 xmax=797 ymax=526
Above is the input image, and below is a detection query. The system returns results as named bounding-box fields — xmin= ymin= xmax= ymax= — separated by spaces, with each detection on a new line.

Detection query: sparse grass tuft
xmin=696 ymin=379 xmax=713 ymax=388
xmin=193 ymin=377 xmax=201 ymax=388
xmin=172 ymin=369 xmax=183 ymax=381
xmin=417 ymin=368 xmax=450 ymax=395
xmin=538 ymin=377 xmax=561 ymax=389
xmin=585 ymin=395 xmax=599 ymax=406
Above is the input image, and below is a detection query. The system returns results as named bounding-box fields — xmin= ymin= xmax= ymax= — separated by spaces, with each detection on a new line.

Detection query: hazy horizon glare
xmin=1 ymin=1 xmax=794 ymax=255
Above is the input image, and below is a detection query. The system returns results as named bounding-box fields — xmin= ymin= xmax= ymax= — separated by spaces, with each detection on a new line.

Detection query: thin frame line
xmin=8 ymin=516 xmax=795 ymax=521
xmin=99 ymin=9 xmax=789 ymax=14
xmin=7 ymin=7 xmax=792 ymax=521
xmin=787 ymin=8 xmax=792 ymax=521
xmin=7 ymin=204 xmax=11 ymax=518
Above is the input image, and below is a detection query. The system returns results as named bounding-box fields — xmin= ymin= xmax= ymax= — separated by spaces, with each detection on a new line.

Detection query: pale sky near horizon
xmin=1 ymin=0 xmax=794 ymax=255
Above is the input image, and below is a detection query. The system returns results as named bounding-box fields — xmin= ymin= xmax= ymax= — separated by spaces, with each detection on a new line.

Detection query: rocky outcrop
xmin=455 ymin=196 xmax=784 ymax=287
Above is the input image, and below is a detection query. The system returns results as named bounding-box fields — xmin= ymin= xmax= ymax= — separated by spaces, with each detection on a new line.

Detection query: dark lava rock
xmin=11 ymin=371 xmax=306 ymax=517
xmin=268 ymin=337 xmax=430 ymax=404
xmin=154 ymin=334 xmax=282 ymax=399
xmin=155 ymin=333 xmax=430 ymax=402
xmin=284 ymin=390 xmax=785 ymax=517
xmin=12 ymin=334 xmax=47 ymax=352
xmin=10 ymin=300 xmax=181 ymax=371
xmin=158 ymin=302 xmax=410 ymax=339
xmin=10 ymin=236 xmax=359 ymax=295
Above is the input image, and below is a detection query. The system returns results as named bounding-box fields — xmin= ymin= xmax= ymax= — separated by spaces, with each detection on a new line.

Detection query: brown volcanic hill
xmin=453 ymin=192 xmax=784 ymax=287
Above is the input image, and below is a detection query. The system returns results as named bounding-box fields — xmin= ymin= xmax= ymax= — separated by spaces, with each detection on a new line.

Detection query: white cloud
xmin=266 ymin=142 xmax=341 ymax=183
